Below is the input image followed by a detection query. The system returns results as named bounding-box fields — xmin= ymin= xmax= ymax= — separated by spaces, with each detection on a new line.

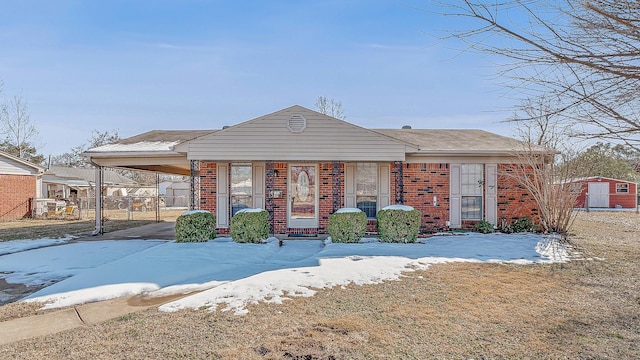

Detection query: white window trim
xmin=616 ymin=183 xmax=629 ymax=193
xmin=344 ymin=162 xmax=390 ymax=218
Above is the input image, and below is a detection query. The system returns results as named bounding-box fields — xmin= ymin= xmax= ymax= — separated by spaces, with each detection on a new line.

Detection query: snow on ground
xmin=0 ymin=238 xmax=70 ymax=256
xmin=0 ymin=232 xmax=570 ymax=314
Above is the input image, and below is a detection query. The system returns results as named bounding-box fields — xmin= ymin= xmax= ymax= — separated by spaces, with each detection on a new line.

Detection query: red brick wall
xmin=271 ymin=162 xmax=288 ymax=234
xmin=274 ymin=162 xmax=344 ymax=235
xmin=0 ymin=174 xmax=36 ymax=221
xmin=497 ymin=164 xmax=539 ymax=226
xmin=392 ymin=163 xmax=451 ymax=232
xmin=197 ymin=161 xmax=541 ymax=236
xmin=199 ymin=161 xmax=217 ymax=213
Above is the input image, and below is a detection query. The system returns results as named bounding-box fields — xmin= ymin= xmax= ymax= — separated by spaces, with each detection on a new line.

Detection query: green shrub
xmin=474 ymin=220 xmax=494 ymax=234
xmin=230 ymin=209 xmax=269 ymax=243
xmin=501 ymin=216 xmax=536 ymax=233
xmin=512 ymin=216 xmax=536 ymax=232
xmin=376 ymin=205 xmax=421 ymax=243
xmin=175 ymin=211 xmax=216 ymax=242
xmin=328 ymin=209 xmax=367 ymax=243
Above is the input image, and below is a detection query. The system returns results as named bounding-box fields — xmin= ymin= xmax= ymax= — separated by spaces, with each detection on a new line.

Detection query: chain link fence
xmin=32 ymin=195 xmax=189 ymax=222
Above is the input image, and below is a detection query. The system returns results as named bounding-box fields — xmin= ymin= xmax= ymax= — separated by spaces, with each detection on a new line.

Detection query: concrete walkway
xmin=0 ymin=293 xmax=187 ymax=345
xmin=1 ymin=221 xmax=181 ymax=346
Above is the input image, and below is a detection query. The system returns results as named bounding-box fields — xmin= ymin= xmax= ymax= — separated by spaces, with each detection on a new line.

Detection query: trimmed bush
xmin=474 ymin=220 xmax=494 ymax=234
xmin=230 ymin=208 xmax=269 ymax=243
xmin=175 ymin=210 xmax=216 ymax=242
xmin=376 ymin=205 xmax=421 ymax=243
xmin=328 ymin=208 xmax=367 ymax=243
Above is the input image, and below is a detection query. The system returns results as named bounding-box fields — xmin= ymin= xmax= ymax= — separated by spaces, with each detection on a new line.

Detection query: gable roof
xmin=175 ymin=105 xmax=418 ymax=161
xmin=82 ymin=105 xmax=552 ymax=173
xmin=0 ymin=150 xmax=45 ymax=175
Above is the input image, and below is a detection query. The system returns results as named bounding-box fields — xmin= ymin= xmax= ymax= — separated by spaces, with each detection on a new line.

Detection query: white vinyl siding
xmin=184 ymin=106 xmax=410 ymax=161
xmin=0 ymin=157 xmax=41 ymax=175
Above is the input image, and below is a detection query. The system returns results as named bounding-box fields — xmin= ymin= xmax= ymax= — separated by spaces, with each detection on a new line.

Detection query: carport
xmin=84 ymin=130 xmax=215 ymax=234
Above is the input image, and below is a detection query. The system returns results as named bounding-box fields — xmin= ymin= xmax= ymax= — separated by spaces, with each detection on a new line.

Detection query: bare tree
xmin=0 ymin=86 xmax=42 ymax=163
xmin=435 ymin=0 xmax=640 ymax=149
xmin=504 ymin=100 xmax=592 ymax=238
xmin=50 ymin=129 xmax=120 ymax=168
xmin=315 ymin=96 xmax=346 ymax=120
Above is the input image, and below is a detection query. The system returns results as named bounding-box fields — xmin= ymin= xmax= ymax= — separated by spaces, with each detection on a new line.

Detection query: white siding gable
xmin=0 ymin=155 xmax=42 ymax=176
xmin=183 ymin=106 xmax=414 ymax=161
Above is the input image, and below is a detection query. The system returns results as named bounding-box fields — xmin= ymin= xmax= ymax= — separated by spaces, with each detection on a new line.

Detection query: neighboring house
xmin=573 ymin=176 xmax=638 ymax=209
xmin=0 ymin=150 xmax=45 ymax=220
xmin=84 ymin=105 xmax=550 ymax=235
xmin=164 ymin=181 xmax=190 ymax=207
xmin=43 ymin=165 xmax=141 ymax=201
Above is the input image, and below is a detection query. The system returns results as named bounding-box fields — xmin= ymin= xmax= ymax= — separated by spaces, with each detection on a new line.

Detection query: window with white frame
xmin=356 ymin=163 xmax=378 ymax=218
xmin=231 ymin=163 xmax=252 ymax=215
xmin=461 ymin=164 xmax=483 ymax=220
xmin=616 ymin=183 xmax=629 ymax=193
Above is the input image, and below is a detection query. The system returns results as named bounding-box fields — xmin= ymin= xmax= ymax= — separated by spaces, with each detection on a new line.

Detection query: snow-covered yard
xmin=0 ymin=233 xmax=569 ymax=314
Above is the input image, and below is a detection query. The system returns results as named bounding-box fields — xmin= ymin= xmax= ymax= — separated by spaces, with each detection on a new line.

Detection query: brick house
xmin=0 ymin=150 xmax=44 ymax=221
xmin=84 ymin=105 xmax=549 ymax=235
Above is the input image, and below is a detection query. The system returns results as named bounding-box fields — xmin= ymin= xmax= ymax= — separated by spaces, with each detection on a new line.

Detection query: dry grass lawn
xmin=0 ymin=209 xmax=185 ymax=241
xmin=0 ymin=211 xmax=638 ymax=359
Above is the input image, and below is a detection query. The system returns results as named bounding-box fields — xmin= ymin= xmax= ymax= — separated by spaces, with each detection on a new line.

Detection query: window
xmin=616 ymin=183 xmax=629 ymax=193
xmin=231 ymin=163 xmax=252 ymax=216
xmin=461 ymin=164 xmax=483 ymax=220
xmin=356 ymin=163 xmax=377 ymax=218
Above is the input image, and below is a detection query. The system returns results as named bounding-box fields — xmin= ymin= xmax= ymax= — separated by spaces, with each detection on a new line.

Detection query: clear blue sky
xmin=0 ymin=0 xmax=517 ymax=157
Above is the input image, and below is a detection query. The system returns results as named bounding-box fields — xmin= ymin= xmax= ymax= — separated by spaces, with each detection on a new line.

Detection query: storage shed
xmin=575 ymin=176 xmax=638 ymax=209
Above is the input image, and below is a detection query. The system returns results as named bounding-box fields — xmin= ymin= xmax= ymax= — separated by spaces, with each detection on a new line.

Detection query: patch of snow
xmin=25 ymin=283 xmax=161 ymax=310
xmin=535 ymin=235 xmax=571 ymax=262
xmin=89 ymin=141 xmax=180 ymax=152
xmin=181 ymin=209 xmax=212 ymax=216
xmin=2 ymin=231 xmax=572 ymax=313
xmin=335 ymin=208 xmax=363 ymax=213
xmin=382 ymin=205 xmax=415 ymax=211
xmin=159 ymin=256 xmax=432 ymax=315
xmin=236 ymin=208 xmax=266 ymax=213
xmin=0 ymin=238 xmax=70 ymax=256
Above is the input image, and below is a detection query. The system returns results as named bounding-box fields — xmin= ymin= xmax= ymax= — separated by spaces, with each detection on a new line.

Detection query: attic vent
xmin=288 ymin=114 xmax=307 ymax=133
xmin=402 ymin=125 xmax=412 ymax=129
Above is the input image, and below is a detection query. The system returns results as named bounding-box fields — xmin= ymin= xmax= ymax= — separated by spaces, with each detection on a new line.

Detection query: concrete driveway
xmin=78 ymin=221 xmax=177 ymax=241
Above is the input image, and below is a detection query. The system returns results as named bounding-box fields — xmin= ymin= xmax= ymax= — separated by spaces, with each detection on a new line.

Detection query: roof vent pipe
xmin=402 ymin=125 xmax=412 ymax=129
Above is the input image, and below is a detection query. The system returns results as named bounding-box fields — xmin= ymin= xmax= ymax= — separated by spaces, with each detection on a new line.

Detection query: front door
xmin=588 ymin=182 xmax=609 ymax=208
xmin=288 ymin=164 xmax=318 ymax=228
